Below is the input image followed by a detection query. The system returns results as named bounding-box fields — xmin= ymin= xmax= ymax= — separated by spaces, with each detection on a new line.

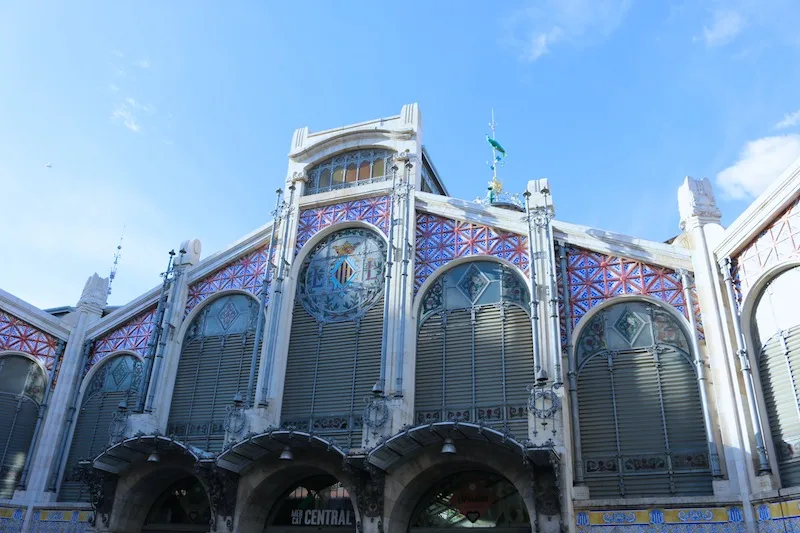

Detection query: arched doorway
xmin=142 ymin=475 xmax=212 ymax=532
xmin=409 ymin=471 xmax=529 ymax=533
xmin=265 ymin=475 xmax=356 ymax=533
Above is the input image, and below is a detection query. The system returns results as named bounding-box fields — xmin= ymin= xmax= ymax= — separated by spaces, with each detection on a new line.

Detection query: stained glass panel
xmin=298 ymin=229 xmax=386 ymax=322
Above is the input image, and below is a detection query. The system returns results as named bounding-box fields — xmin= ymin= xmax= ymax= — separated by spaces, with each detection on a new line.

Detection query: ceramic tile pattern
xmin=296 ymin=196 xmax=391 ymax=253
xmin=575 ymin=507 xmax=746 ymax=533
xmin=558 ymin=245 xmax=704 ymax=344
xmin=0 ymin=309 xmax=60 ymax=373
xmin=185 ymin=242 xmax=275 ymax=316
xmin=414 ymin=212 xmax=530 ymax=292
xmin=733 ymin=195 xmax=800 ymax=306
xmin=28 ymin=509 xmax=91 ymax=533
xmin=89 ymin=306 xmax=156 ymax=369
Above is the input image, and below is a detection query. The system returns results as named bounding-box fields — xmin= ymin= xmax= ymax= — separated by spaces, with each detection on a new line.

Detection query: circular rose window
xmin=298 ymin=229 xmax=386 ymax=322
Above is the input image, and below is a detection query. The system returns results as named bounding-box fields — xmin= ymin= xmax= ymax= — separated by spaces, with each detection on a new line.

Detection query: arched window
xmin=0 ymin=354 xmax=46 ymax=499
xmin=305 ymin=149 xmax=394 ymax=195
xmin=410 ymin=471 xmax=529 ymax=530
xmin=167 ymin=293 xmax=259 ymax=453
xmin=143 ymin=476 xmax=211 ymax=532
xmin=281 ymin=228 xmax=386 ymax=448
xmin=752 ymin=266 xmax=800 ymax=486
xmin=576 ymin=300 xmax=711 ymax=497
xmin=267 ymin=476 xmax=354 ymax=530
xmin=59 ymin=354 xmax=142 ymax=501
xmin=415 ymin=261 xmax=532 ymax=436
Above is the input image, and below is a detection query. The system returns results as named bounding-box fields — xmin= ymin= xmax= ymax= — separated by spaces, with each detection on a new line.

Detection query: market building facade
xmin=1 ymin=104 xmax=800 ymax=533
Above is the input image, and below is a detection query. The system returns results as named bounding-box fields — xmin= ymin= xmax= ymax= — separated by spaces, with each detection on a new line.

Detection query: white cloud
xmin=504 ymin=0 xmax=631 ymax=62
xmin=776 ymin=110 xmax=800 ymax=129
xmin=716 ymin=135 xmax=800 ymax=199
xmin=701 ymin=10 xmax=745 ymax=46
xmin=133 ymin=59 xmax=150 ymax=68
xmin=111 ymin=49 xmax=124 ymax=58
xmin=124 ymin=97 xmax=156 ymax=114
xmin=109 ymin=84 xmax=120 ymax=92
xmin=112 ymin=105 xmax=141 ymax=132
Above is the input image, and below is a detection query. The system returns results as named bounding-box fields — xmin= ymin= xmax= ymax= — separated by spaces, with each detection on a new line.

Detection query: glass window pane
xmin=332 ymin=167 xmax=344 ymax=185
xmin=358 ymin=161 xmax=371 ymax=181
xmin=372 ymin=158 xmax=385 ymax=178
xmin=345 ymin=164 xmax=357 ymax=183
xmin=318 ymin=169 xmax=331 ymax=188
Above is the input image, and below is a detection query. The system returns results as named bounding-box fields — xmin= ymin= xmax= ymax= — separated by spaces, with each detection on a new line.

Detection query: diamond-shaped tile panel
xmin=217 ymin=299 xmax=241 ymax=331
xmin=613 ymin=307 xmax=646 ymax=345
xmin=456 ymin=264 xmax=491 ymax=303
xmin=110 ymin=358 xmax=129 ymax=386
xmin=733 ymin=195 xmax=800 ymax=306
xmin=0 ymin=309 xmax=60 ymax=372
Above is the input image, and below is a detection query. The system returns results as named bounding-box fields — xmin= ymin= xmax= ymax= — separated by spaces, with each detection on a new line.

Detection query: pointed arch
xmin=0 ymin=351 xmax=48 ymax=498
xmin=573 ymin=297 xmax=712 ymax=497
xmin=59 ymin=351 xmax=143 ymax=501
xmin=167 ymin=291 xmax=260 ymax=453
xmin=413 ymin=260 xmax=533 ymax=436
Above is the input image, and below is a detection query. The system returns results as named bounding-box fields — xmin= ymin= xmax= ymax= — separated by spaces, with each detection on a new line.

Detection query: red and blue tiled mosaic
xmin=185 ymin=243 xmax=274 ymax=316
xmin=0 ymin=309 xmax=60 ymax=372
xmin=558 ymin=245 xmax=703 ymax=342
xmin=733 ymin=195 xmax=800 ymax=306
xmin=414 ymin=212 xmax=530 ymax=292
xmin=296 ymin=196 xmax=391 ymax=254
xmin=89 ymin=307 xmax=156 ymax=368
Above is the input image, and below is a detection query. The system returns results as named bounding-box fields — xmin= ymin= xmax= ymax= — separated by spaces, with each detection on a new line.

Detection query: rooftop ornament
xmin=474 ymin=110 xmax=524 ymax=212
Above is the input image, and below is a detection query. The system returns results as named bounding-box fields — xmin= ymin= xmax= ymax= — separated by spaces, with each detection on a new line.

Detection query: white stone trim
xmin=715 ymin=156 xmax=800 ymax=259
xmin=416 ymin=192 xmax=694 ymax=271
xmin=0 ymin=288 xmax=71 ymax=340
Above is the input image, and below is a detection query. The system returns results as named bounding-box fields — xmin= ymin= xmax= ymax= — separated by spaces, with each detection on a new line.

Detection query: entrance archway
xmin=265 ymin=475 xmax=356 ymax=533
xmin=143 ymin=475 xmax=211 ymax=532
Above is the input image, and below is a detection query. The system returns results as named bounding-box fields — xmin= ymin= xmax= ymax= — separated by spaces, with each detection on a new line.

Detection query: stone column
xmin=677 ymin=176 xmax=761 ymax=524
xmin=128 ymin=240 xmax=200 ymax=437
xmin=22 ymin=274 xmax=108 ymax=501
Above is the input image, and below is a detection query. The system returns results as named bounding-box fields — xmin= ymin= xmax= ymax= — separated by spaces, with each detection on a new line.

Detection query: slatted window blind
xmin=752 ymin=266 xmax=800 ymax=487
xmin=59 ymin=354 xmax=142 ymax=502
xmin=415 ymin=262 xmax=533 ymax=436
xmin=0 ymin=355 xmax=45 ymax=499
xmin=167 ymin=294 xmax=259 ymax=454
xmin=576 ymin=301 xmax=712 ymax=497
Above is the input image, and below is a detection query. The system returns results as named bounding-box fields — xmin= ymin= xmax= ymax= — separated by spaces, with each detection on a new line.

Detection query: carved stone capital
xmin=678 ymin=176 xmax=722 ymax=230
xmin=76 ymin=273 xmax=109 ymax=314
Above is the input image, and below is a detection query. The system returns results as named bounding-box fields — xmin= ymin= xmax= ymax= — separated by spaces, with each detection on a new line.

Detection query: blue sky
xmin=3 ymin=1 xmax=800 ymax=309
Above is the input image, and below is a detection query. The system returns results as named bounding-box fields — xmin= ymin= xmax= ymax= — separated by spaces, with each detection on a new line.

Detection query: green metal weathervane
xmin=486 ymin=109 xmax=507 ymax=203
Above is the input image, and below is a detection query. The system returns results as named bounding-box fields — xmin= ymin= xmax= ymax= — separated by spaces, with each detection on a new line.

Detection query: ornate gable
xmin=0 ymin=309 xmax=61 ymax=373
xmin=415 ymin=212 xmax=529 ymax=293
xmin=558 ymin=245 xmax=703 ymax=344
xmin=296 ymin=196 xmax=391 ymax=254
xmin=733 ymin=195 xmax=800 ymax=304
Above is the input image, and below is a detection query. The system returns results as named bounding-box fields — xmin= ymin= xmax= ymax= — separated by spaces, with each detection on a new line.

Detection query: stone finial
xmin=77 ymin=273 xmax=109 ymax=313
xmin=176 ymin=239 xmax=202 ymax=267
xmin=525 ymin=178 xmax=556 ymax=215
xmin=400 ymin=103 xmax=421 ymax=131
xmin=678 ymin=176 xmax=722 ymax=230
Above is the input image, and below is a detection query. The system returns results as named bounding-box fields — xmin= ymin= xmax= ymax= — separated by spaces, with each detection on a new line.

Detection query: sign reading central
xmin=299 ymin=229 xmax=386 ymax=322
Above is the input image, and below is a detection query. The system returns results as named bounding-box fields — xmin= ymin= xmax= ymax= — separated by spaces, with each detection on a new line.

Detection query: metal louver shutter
xmin=282 ymin=301 xmax=318 ymax=427
xmin=578 ymin=355 xmax=620 ymax=498
xmin=474 ymin=306 xmax=504 ymax=413
xmin=59 ymin=390 xmax=132 ymax=502
xmin=0 ymin=396 xmax=37 ymax=499
xmin=168 ymin=332 xmax=255 ymax=453
xmin=415 ymin=314 xmax=444 ymax=423
xmin=444 ymin=310 xmax=473 ymax=416
xmin=659 ymin=349 xmax=712 ymax=495
xmin=761 ymin=325 xmax=800 ymax=486
xmin=503 ymin=307 xmax=535 ymax=436
xmin=281 ymin=298 xmax=383 ymax=450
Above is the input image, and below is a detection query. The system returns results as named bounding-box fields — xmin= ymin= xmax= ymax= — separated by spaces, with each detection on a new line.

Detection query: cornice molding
xmin=0 ymin=288 xmax=71 ymax=340
xmin=416 ymin=192 xmax=693 ymax=271
xmin=715 ymin=156 xmax=800 ymax=259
